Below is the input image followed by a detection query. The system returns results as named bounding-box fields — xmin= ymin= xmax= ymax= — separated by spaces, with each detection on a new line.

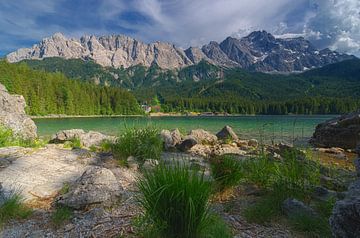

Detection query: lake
xmin=34 ymin=115 xmax=334 ymax=145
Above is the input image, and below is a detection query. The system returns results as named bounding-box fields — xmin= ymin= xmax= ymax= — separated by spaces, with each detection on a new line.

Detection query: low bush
xmin=137 ymin=164 xmax=229 ymax=238
xmin=211 ymin=155 xmax=244 ymax=192
xmin=0 ymin=125 xmax=45 ymax=148
xmin=63 ymin=137 xmax=81 ymax=149
xmin=51 ymin=206 xmax=73 ymax=226
xmin=241 ymin=155 xmax=276 ymax=188
xmin=112 ymin=126 xmax=163 ymax=162
xmin=0 ymin=191 xmax=32 ymax=226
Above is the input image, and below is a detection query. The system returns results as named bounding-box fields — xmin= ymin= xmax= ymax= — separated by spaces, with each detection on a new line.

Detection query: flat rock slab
xmin=0 ymin=146 xmax=92 ymax=201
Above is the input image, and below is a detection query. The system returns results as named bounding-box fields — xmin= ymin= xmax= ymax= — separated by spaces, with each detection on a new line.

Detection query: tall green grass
xmin=0 ymin=191 xmax=32 ymax=226
xmin=112 ymin=126 xmax=163 ymax=162
xmin=137 ymin=164 xmax=229 ymax=238
xmin=211 ymin=155 xmax=244 ymax=192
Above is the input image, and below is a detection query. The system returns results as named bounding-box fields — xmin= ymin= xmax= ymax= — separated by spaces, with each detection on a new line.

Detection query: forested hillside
xmin=20 ymin=58 xmax=360 ymax=115
xmin=0 ymin=61 xmax=142 ymax=115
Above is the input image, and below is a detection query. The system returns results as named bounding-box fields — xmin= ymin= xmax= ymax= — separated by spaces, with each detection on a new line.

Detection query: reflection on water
xmin=34 ymin=115 xmax=334 ymax=145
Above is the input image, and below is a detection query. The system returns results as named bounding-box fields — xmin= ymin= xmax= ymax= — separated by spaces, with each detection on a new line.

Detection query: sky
xmin=0 ymin=0 xmax=360 ymax=56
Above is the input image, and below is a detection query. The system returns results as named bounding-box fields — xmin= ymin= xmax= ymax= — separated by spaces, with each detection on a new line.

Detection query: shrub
xmin=137 ymin=164 xmax=217 ymax=238
xmin=0 ymin=191 xmax=32 ymax=225
xmin=112 ymin=126 xmax=163 ymax=162
xmin=211 ymin=155 xmax=244 ymax=192
xmin=63 ymin=137 xmax=81 ymax=149
xmin=51 ymin=206 xmax=73 ymax=226
xmin=0 ymin=125 xmax=45 ymax=148
xmin=0 ymin=126 xmax=15 ymax=147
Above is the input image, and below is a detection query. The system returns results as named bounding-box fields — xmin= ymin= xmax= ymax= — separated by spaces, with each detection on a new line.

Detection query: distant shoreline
xmin=30 ymin=113 xmax=337 ymax=119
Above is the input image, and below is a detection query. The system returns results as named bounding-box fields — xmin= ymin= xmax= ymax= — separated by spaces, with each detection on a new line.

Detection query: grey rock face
xmin=7 ymin=31 xmax=353 ymax=72
xmin=310 ymin=112 xmax=360 ymax=149
xmin=216 ymin=125 xmax=238 ymax=141
xmin=50 ymin=129 xmax=116 ymax=147
xmin=56 ymin=166 xmax=122 ymax=209
xmin=330 ymin=179 xmax=360 ymax=237
xmin=0 ymin=83 xmax=37 ymax=139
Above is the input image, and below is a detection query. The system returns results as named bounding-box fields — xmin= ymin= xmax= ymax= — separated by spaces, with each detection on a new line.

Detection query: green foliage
xmin=241 ymin=155 xmax=277 ymax=188
xmin=201 ymin=215 xmax=232 ymax=238
xmin=51 ymin=206 xmax=73 ymax=226
xmin=63 ymin=137 xmax=82 ymax=149
xmin=59 ymin=183 xmax=70 ymax=195
xmin=0 ymin=125 xmax=45 ymax=148
xmin=99 ymin=139 xmax=113 ymax=153
xmin=288 ymin=212 xmax=332 ymax=238
xmin=315 ymin=197 xmax=336 ymax=218
xmin=0 ymin=192 xmax=32 ymax=226
xmin=211 ymin=155 xmax=244 ymax=192
xmin=0 ymin=126 xmax=14 ymax=147
xmin=112 ymin=126 xmax=163 ymax=162
xmin=137 ymin=164 xmax=215 ymax=238
xmin=0 ymin=60 xmax=142 ymax=116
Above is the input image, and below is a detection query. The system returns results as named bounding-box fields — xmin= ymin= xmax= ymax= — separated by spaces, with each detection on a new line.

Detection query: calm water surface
xmin=34 ymin=115 xmax=334 ymax=144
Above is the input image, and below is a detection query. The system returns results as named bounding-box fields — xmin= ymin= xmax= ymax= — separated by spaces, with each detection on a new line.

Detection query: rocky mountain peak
xmin=6 ymin=31 xmax=356 ymax=72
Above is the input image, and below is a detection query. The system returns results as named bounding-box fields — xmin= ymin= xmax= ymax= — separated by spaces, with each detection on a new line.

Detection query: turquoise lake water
xmin=34 ymin=115 xmax=334 ymax=144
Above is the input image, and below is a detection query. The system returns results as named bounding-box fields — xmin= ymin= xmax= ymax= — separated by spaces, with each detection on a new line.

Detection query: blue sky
xmin=1 ymin=0 xmax=360 ymax=56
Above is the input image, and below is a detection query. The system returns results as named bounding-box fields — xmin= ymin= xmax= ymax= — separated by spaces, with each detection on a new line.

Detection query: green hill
xmin=0 ymin=60 xmax=141 ymax=116
xmin=19 ymin=58 xmax=360 ymax=115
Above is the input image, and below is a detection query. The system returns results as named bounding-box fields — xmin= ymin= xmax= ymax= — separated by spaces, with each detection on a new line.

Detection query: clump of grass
xmin=137 ymin=163 xmax=228 ymax=238
xmin=211 ymin=155 xmax=244 ymax=192
xmin=100 ymin=139 xmax=113 ymax=153
xmin=63 ymin=137 xmax=82 ymax=149
xmin=51 ymin=206 xmax=73 ymax=226
xmin=242 ymin=154 xmax=276 ymax=188
xmin=0 ymin=192 xmax=32 ymax=225
xmin=59 ymin=183 xmax=70 ymax=195
xmin=112 ymin=126 xmax=162 ymax=162
xmin=201 ymin=215 xmax=232 ymax=238
xmin=288 ymin=212 xmax=332 ymax=238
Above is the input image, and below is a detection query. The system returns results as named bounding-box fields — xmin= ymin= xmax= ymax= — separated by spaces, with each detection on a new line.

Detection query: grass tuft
xmin=137 ymin=163 xmax=229 ymax=238
xmin=211 ymin=155 xmax=244 ymax=192
xmin=288 ymin=212 xmax=332 ymax=238
xmin=51 ymin=206 xmax=73 ymax=226
xmin=112 ymin=126 xmax=163 ymax=162
xmin=0 ymin=191 xmax=32 ymax=226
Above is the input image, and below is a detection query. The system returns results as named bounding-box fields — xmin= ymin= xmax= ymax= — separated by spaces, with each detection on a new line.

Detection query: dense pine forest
xmin=6 ymin=58 xmax=360 ymax=115
xmin=0 ymin=60 xmax=142 ymax=115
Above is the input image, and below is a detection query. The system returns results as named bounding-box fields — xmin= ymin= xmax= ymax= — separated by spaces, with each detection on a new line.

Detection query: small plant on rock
xmin=51 ymin=206 xmax=73 ymax=226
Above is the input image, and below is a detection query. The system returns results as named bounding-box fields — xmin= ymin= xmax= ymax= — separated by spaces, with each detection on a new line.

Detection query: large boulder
xmin=189 ymin=129 xmax=217 ymax=144
xmin=310 ymin=112 xmax=360 ymax=149
xmin=177 ymin=136 xmax=198 ymax=152
xmin=330 ymin=179 xmax=360 ymax=237
xmin=216 ymin=125 xmax=238 ymax=141
xmin=0 ymin=83 xmax=37 ymax=139
xmin=56 ymin=166 xmax=122 ymax=209
xmin=50 ymin=129 xmax=116 ymax=147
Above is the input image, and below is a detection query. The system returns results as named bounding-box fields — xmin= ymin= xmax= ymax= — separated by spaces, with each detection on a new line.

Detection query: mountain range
xmin=6 ymin=31 xmax=356 ymax=73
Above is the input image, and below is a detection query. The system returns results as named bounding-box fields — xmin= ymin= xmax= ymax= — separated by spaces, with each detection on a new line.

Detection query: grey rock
xmin=189 ymin=129 xmax=217 ymax=144
xmin=355 ymin=158 xmax=360 ymax=177
xmin=310 ymin=112 xmax=360 ymax=149
xmin=216 ymin=125 xmax=238 ymax=141
xmin=282 ymin=198 xmax=316 ymax=217
xmin=178 ymin=136 xmax=198 ymax=152
xmin=127 ymin=156 xmax=139 ymax=171
xmin=0 ymin=83 xmax=37 ymax=139
xmin=330 ymin=179 xmax=360 ymax=237
xmin=312 ymin=186 xmax=337 ymax=201
xmin=50 ymin=129 xmax=116 ymax=148
xmin=142 ymin=159 xmax=159 ymax=170
xmin=248 ymin=139 xmax=259 ymax=148
xmin=57 ymin=166 xmax=122 ymax=209
xmin=161 ymin=129 xmax=182 ymax=150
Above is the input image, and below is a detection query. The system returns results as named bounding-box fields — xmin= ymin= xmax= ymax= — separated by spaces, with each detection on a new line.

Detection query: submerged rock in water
xmin=50 ymin=129 xmax=116 ymax=148
xmin=0 ymin=83 xmax=37 ymax=139
xmin=216 ymin=125 xmax=238 ymax=141
xmin=56 ymin=166 xmax=122 ymax=210
xmin=310 ymin=112 xmax=360 ymax=149
xmin=330 ymin=179 xmax=360 ymax=237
